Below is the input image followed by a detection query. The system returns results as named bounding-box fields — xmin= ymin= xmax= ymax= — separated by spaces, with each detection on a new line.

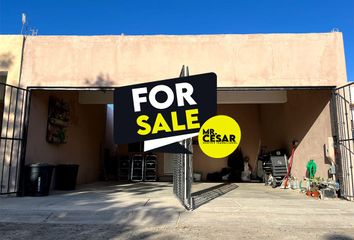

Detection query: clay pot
xmin=311 ymin=191 xmax=320 ymax=198
xmin=306 ymin=190 xmax=320 ymax=199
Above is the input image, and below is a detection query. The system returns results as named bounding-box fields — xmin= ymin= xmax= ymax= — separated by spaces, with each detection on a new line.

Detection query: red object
xmin=283 ymin=145 xmax=296 ymax=189
xmin=311 ymin=191 xmax=320 ymax=198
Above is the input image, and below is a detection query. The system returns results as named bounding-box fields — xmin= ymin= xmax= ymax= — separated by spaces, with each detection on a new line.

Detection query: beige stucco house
xmin=0 ymin=32 xmax=353 ymax=201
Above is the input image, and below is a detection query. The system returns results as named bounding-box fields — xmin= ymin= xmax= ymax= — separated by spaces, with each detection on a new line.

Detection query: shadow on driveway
xmin=192 ymin=183 xmax=238 ymax=210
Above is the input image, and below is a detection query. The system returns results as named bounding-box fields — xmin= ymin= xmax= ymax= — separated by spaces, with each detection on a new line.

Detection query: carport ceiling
xmin=79 ymin=91 xmax=113 ymax=104
xmin=78 ymin=89 xmax=288 ymax=105
xmin=217 ymin=90 xmax=287 ymax=104
xmin=77 ymin=86 xmax=334 ymax=105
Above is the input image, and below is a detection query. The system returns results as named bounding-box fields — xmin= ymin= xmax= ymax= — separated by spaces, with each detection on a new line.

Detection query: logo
xmin=202 ymin=128 xmax=236 ymax=144
xmin=198 ymin=115 xmax=241 ymax=158
xmin=114 ymin=73 xmax=217 ymax=153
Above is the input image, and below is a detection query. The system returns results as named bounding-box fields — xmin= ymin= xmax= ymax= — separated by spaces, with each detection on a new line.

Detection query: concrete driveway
xmin=0 ymin=182 xmax=353 ymax=239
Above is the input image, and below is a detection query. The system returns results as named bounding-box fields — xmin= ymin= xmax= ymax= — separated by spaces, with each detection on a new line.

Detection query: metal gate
xmin=172 ymin=138 xmax=193 ymax=210
xmin=172 ymin=66 xmax=193 ymax=209
xmin=0 ymin=82 xmax=30 ymax=195
xmin=333 ymin=83 xmax=354 ymax=200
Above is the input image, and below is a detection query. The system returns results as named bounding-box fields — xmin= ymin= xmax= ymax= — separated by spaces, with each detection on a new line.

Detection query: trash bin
xmin=55 ymin=164 xmax=79 ymax=190
xmin=24 ymin=163 xmax=54 ymax=196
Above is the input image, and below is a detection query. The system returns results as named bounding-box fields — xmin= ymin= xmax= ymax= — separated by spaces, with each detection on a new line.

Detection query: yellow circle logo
xmin=198 ymin=115 xmax=241 ymax=158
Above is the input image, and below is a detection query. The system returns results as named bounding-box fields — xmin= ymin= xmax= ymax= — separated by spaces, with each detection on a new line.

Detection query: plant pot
xmin=311 ymin=191 xmax=320 ymax=198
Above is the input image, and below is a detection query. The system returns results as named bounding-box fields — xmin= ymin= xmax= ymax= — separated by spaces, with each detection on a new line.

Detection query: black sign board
xmin=114 ymin=73 xmax=217 ymax=152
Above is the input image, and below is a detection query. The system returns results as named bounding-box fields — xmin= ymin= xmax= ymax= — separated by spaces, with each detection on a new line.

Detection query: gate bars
xmin=173 ymin=138 xmax=193 ymax=210
xmin=333 ymin=83 xmax=354 ymax=200
xmin=172 ymin=65 xmax=194 ymax=210
xmin=0 ymin=83 xmax=29 ymax=195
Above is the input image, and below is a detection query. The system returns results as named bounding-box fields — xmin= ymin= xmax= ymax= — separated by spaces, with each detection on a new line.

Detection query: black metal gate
xmin=333 ymin=83 xmax=354 ymax=200
xmin=0 ymin=82 xmax=30 ymax=195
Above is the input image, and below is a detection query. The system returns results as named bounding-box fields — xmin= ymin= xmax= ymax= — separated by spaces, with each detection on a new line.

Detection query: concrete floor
xmin=0 ymin=182 xmax=353 ymax=239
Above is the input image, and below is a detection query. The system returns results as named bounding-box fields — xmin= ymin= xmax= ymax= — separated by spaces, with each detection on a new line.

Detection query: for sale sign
xmin=114 ymin=73 xmax=217 ymax=153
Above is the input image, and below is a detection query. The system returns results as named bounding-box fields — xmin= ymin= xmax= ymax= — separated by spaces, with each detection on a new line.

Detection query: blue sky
xmin=1 ymin=0 xmax=353 ymax=81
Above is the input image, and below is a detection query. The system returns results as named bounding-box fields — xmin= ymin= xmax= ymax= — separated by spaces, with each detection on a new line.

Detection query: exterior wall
xmin=25 ymin=91 xmax=106 ymax=184
xmin=0 ymin=35 xmax=23 ymax=86
xmin=20 ymin=33 xmax=346 ymax=88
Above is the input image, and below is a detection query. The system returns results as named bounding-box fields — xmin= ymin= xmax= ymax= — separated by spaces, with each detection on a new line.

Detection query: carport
xmin=1 ymin=82 xmax=353 ymax=210
xmin=19 ymin=85 xmax=350 ymax=202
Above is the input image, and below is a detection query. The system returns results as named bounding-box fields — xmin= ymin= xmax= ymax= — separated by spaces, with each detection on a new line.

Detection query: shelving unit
xmin=118 ymin=156 xmax=130 ymax=181
xmin=144 ymin=154 xmax=157 ymax=181
xmin=131 ymin=154 xmax=144 ymax=182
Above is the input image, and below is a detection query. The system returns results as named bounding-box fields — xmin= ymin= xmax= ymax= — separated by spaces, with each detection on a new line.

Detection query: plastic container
xmin=54 ymin=164 xmax=79 ymax=190
xmin=193 ymin=172 xmax=202 ymax=182
xmin=24 ymin=163 xmax=54 ymax=196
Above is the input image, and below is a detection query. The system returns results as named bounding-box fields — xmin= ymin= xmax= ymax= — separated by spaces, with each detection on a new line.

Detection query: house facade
xmin=0 ymin=32 xmax=353 ymax=201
